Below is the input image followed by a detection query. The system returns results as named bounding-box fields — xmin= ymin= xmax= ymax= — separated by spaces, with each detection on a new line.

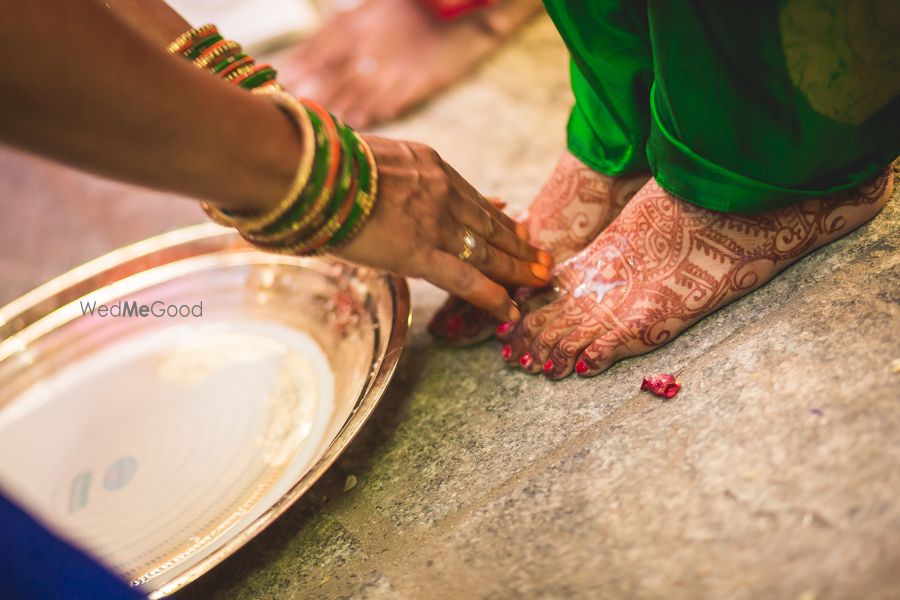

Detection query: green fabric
xmin=544 ymin=0 xmax=900 ymax=213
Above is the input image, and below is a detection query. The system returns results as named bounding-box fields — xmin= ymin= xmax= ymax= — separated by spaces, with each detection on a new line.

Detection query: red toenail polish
xmin=446 ymin=314 xmax=462 ymax=335
xmin=520 ymin=353 xmax=534 ymax=368
xmin=543 ymin=359 xmax=554 ymax=373
xmin=501 ymin=344 xmax=512 ymax=360
xmin=575 ymin=359 xmax=589 ymax=375
xmin=496 ymin=322 xmax=513 ymax=335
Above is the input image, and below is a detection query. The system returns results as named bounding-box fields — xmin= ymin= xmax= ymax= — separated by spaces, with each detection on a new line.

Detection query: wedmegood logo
xmin=79 ymin=300 xmax=203 ymax=318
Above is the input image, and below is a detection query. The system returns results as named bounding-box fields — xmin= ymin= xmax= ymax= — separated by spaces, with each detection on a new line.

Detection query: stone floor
xmin=2 ymin=14 xmax=899 ymax=600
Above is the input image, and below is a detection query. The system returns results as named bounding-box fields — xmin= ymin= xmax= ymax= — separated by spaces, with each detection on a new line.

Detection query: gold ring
xmin=457 ymin=229 xmax=477 ymax=261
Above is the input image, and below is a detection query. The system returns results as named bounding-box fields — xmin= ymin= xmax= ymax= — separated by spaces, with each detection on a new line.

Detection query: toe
xmin=502 ymin=302 xmax=560 ymax=367
xmin=543 ymin=327 xmax=604 ymax=380
xmin=525 ymin=313 xmax=579 ymax=374
xmin=497 ymin=285 xmax=558 ymax=348
xmin=575 ymin=332 xmax=633 ymax=377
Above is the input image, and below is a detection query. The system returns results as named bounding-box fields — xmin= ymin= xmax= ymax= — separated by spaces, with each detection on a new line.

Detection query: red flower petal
xmin=641 ymin=373 xmax=681 ymax=399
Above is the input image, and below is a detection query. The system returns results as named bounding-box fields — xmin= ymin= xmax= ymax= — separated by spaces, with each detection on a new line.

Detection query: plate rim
xmin=0 ymin=223 xmax=411 ymax=597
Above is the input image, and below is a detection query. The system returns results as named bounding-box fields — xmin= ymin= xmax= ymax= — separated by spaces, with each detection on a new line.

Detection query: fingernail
xmin=501 ymin=344 xmax=512 ymax=360
xmin=575 ymin=359 xmax=589 ymax=375
xmin=508 ymin=305 xmax=521 ymax=322
xmin=530 ymin=263 xmax=550 ymax=281
xmin=496 ymin=322 xmax=514 ymax=335
xmin=516 ymin=223 xmax=529 ymax=240
xmin=519 ymin=353 xmax=534 ymax=369
xmin=488 ymin=196 xmax=506 ymax=208
xmin=543 ymin=359 xmax=554 ymax=373
xmin=537 ymin=251 xmax=554 ymax=268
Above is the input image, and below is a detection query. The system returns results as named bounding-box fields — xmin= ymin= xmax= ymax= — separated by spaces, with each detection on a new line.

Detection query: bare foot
xmin=520 ymin=152 xmax=650 ymax=262
xmin=499 ymin=170 xmax=893 ymax=378
xmin=429 ymin=151 xmax=649 ymax=345
xmin=277 ymin=0 xmax=541 ymax=129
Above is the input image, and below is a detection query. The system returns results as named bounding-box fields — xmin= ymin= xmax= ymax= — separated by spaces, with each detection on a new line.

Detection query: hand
xmin=332 ymin=135 xmax=553 ymax=321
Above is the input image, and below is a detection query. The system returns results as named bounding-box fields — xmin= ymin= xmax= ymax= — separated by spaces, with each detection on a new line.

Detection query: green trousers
xmin=543 ymin=0 xmax=900 ymax=212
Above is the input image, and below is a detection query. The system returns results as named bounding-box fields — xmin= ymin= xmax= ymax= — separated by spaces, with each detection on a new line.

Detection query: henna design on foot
xmin=502 ymin=170 xmax=893 ymax=379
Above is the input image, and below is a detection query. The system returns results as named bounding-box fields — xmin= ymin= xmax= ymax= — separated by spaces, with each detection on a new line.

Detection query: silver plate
xmin=0 ymin=224 xmax=410 ymax=597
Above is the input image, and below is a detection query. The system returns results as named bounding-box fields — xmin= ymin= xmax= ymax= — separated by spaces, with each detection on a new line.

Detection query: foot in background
xmin=278 ymin=0 xmax=542 ymax=129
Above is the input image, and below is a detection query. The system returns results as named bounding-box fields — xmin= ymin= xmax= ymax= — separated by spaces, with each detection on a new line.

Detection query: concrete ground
xmin=2 ymin=14 xmax=898 ymax=600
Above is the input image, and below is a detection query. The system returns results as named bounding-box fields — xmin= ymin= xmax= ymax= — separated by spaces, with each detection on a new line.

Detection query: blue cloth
xmin=0 ymin=492 xmax=141 ymax=600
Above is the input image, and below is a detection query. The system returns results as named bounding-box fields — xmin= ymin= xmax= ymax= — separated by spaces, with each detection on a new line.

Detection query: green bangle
xmin=280 ymin=149 xmax=359 ymax=256
xmin=259 ymin=118 xmax=358 ymax=256
xmin=185 ymin=33 xmax=223 ymax=60
xmin=248 ymin=107 xmax=333 ymax=243
xmin=303 ymin=130 xmax=357 ymax=249
xmin=328 ymin=129 xmax=377 ymax=250
xmin=328 ymin=127 xmax=372 ymax=246
xmin=265 ymin=145 xmax=354 ymax=256
xmin=239 ymin=67 xmax=279 ymax=90
xmin=211 ymin=53 xmax=247 ymax=74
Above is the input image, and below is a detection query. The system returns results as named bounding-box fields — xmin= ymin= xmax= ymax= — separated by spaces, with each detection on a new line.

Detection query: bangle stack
xmin=167 ymin=24 xmax=280 ymax=92
xmin=167 ymin=26 xmax=378 ymax=255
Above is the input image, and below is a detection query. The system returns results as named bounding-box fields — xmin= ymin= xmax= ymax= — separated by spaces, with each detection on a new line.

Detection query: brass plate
xmin=0 ymin=224 xmax=410 ymax=597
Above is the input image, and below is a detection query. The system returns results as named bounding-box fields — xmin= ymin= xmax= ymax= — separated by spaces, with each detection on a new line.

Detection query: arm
xmin=0 ymin=0 xmax=295 ymax=214
xmin=0 ymin=0 xmax=550 ymax=320
xmin=103 ymin=0 xmax=191 ymax=46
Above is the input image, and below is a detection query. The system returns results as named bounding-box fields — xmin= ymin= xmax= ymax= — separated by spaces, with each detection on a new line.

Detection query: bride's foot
xmin=429 ymin=151 xmax=649 ymax=345
xmin=277 ymin=0 xmax=542 ymax=129
xmin=499 ymin=170 xmax=894 ymax=378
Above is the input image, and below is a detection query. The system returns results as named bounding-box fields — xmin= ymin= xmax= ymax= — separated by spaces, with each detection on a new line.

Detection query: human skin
xmin=518 ymin=152 xmax=650 ymax=262
xmin=429 ymin=151 xmax=648 ymax=344
xmin=278 ymin=0 xmax=543 ymax=129
xmin=499 ymin=170 xmax=894 ymax=378
xmin=0 ymin=0 xmax=550 ymax=322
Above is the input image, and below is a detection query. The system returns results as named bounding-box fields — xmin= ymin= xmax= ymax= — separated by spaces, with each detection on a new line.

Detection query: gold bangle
xmin=245 ymin=104 xmax=342 ymax=244
xmin=304 ymin=129 xmax=379 ymax=255
xmin=253 ymin=80 xmax=284 ymax=92
xmin=166 ymin=23 xmax=218 ymax=55
xmin=193 ymin=40 xmax=242 ymax=70
xmin=330 ymin=130 xmax=378 ymax=249
xmin=223 ymin=64 xmax=258 ymax=82
xmin=202 ymin=89 xmax=315 ymax=232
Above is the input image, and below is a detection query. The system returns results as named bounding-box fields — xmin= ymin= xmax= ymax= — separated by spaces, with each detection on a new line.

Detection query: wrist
xmin=234 ymin=96 xmax=305 ymax=215
xmin=192 ymin=90 xmax=302 ymax=216
xmin=205 ymin=90 xmax=379 ymax=256
xmin=167 ymin=25 xmax=378 ymax=254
